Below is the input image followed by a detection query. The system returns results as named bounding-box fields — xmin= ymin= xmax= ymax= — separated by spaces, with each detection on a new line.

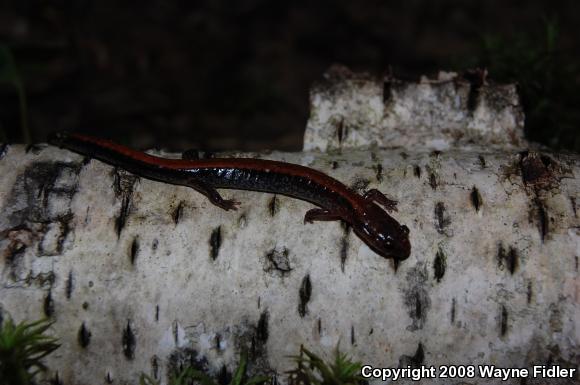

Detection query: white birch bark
xmin=0 ymin=66 xmax=578 ymax=385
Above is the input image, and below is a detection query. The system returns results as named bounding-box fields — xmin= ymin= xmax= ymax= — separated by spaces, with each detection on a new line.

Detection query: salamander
xmin=48 ymin=132 xmax=411 ymax=263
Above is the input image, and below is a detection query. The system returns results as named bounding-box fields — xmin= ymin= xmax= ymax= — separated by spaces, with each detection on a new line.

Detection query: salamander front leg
xmin=363 ymin=189 xmax=398 ymax=212
xmin=186 ymin=178 xmax=240 ymax=211
xmin=304 ymin=208 xmax=342 ymax=224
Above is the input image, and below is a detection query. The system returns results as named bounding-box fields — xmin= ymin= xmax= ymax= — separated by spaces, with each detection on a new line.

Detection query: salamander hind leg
xmin=303 ymin=208 xmax=342 ymax=224
xmin=186 ymin=178 xmax=240 ymax=211
xmin=363 ymin=189 xmax=398 ymax=212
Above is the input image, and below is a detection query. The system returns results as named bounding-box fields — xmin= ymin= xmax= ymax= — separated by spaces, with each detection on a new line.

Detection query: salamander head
xmin=352 ymin=202 xmax=411 ymax=262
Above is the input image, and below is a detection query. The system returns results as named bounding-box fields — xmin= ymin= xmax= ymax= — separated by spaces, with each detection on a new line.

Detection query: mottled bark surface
xmin=0 ymin=69 xmax=579 ymax=385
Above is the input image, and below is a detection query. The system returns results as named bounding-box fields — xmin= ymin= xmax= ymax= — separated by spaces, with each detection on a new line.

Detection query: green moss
xmin=0 ymin=317 xmax=60 ymax=385
xmin=287 ymin=345 xmax=365 ymax=385
xmin=140 ymin=350 xmax=270 ymax=385
xmin=0 ymin=317 xmax=367 ymax=385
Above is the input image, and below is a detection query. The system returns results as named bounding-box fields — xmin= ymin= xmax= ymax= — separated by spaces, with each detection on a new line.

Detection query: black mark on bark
xmin=65 ymin=270 xmax=74 ymax=299
xmin=429 ymin=172 xmax=437 ymax=190
xmin=413 ymin=165 xmax=421 ymax=178
xmin=268 ymin=196 xmax=279 ymax=217
xmin=497 ymin=243 xmax=518 ymax=275
xmin=298 ymin=274 xmax=312 ymax=318
xmin=450 ymin=298 xmax=456 ymax=324
xmin=519 ymin=151 xmax=557 ymax=187
xmin=172 ymin=201 xmax=185 ymax=225
xmin=500 ymin=305 xmax=508 ymax=337
xmin=471 ymin=186 xmax=482 ymax=212
xmin=44 ymin=290 xmax=54 ymax=317
xmin=113 ymin=171 xmax=137 ymax=238
xmin=173 ymin=320 xmax=179 ymax=345
xmin=209 ymin=226 xmax=221 ymax=260
xmin=374 ymin=163 xmax=383 ymax=183
xmin=434 ymin=202 xmax=451 ymax=234
xmin=398 ymin=343 xmax=425 ymax=368
xmin=534 ymin=199 xmax=548 ymax=242
xmin=129 ymin=237 xmax=139 ymax=265
xmin=151 ymin=355 xmax=159 ymax=379
xmin=215 ymin=333 xmax=222 ymax=351
xmin=403 ymin=265 xmax=431 ymax=331
xmin=78 ymin=322 xmax=91 ymax=348
xmin=430 ymin=150 xmax=442 ymax=158
xmin=433 ymin=248 xmax=446 ymax=283
xmin=336 ymin=118 xmax=345 ymax=145
xmin=122 ymin=320 xmax=136 ymax=360
xmin=478 ymin=155 xmax=486 ymax=169
xmin=264 ymin=247 xmax=292 ymax=276
xmin=340 ymin=236 xmax=349 ymax=272
xmin=50 ymin=372 xmax=64 ymax=385
xmin=256 ymin=311 xmax=269 ymax=343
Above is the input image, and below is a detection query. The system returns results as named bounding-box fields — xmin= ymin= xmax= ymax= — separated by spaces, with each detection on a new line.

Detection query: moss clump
xmin=0 ymin=317 xmax=60 ymax=385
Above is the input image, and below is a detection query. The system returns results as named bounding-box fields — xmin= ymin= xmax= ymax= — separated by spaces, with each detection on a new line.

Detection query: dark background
xmin=0 ymin=1 xmax=578 ymax=151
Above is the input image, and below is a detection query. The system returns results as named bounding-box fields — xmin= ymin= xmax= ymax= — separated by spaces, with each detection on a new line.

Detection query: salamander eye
xmin=400 ymin=225 xmax=409 ymax=234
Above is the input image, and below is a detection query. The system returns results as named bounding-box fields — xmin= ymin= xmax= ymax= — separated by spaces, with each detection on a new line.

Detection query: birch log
xmin=0 ymin=66 xmax=579 ymax=385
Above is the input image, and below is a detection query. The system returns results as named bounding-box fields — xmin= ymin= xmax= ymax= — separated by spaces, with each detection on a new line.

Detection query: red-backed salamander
xmin=48 ymin=132 xmax=411 ymax=263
